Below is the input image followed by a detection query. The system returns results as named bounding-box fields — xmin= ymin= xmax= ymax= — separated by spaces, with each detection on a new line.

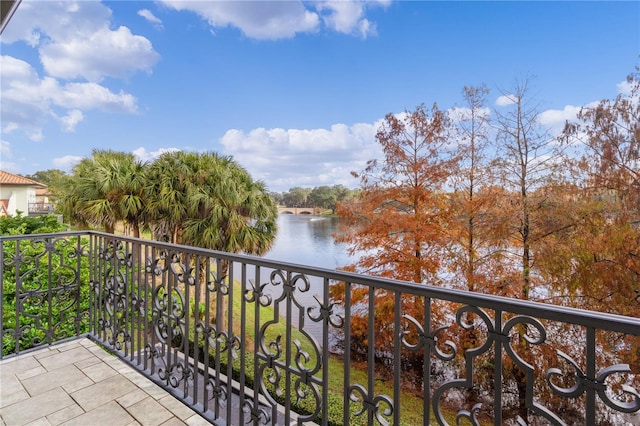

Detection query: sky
xmin=1 ymin=0 xmax=638 ymax=192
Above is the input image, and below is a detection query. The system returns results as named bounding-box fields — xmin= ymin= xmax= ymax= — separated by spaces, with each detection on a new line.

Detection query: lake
xmin=261 ymin=214 xmax=354 ymax=270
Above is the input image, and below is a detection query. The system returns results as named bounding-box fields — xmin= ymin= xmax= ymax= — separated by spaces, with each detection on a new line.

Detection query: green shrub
xmin=0 ymin=213 xmax=65 ymax=235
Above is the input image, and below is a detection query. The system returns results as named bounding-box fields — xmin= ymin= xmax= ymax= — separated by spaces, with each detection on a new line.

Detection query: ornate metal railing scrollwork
xmin=401 ymin=314 xmax=457 ymax=361
xmin=1 ymin=234 xmax=88 ymax=355
xmin=547 ymin=350 xmax=640 ymax=413
xmin=348 ymin=384 xmax=394 ymax=426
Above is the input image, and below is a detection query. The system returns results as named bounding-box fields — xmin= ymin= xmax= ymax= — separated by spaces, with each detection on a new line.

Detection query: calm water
xmin=262 ymin=214 xmax=354 ymax=270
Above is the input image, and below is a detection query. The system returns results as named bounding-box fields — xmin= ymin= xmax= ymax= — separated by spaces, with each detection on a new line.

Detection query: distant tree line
xmin=270 ymin=185 xmax=359 ymax=213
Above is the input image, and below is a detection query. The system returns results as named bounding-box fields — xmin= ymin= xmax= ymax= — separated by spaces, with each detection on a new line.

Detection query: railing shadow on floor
xmin=1 ymin=231 xmax=639 ymax=425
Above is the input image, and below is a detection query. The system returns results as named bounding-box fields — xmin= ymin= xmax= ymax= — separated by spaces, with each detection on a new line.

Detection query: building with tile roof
xmin=0 ymin=170 xmax=48 ymax=216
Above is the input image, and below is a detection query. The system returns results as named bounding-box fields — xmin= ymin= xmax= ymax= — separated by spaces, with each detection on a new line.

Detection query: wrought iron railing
xmin=27 ymin=202 xmax=55 ymax=214
xmin=1 ymin=231 xmax=639 ymax=425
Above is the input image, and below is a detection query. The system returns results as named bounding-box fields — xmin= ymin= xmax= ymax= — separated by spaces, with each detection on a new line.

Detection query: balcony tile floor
xmin=0 ymin=339 xmax=211 ymax=426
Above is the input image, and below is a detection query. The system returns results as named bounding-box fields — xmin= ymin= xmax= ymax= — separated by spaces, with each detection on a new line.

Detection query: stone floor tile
xmin=86 ymin=343 xmax=104 ymax=352
xmin=0 ymin=387 xmax=76 ymax=425
xmin=16 ymin=365 xmax=47 ymax=381
xmin=117 ymin=389 xmax=149 ymax=408
xmin=59 ymin=401 xmax=134 ymax=426
xmin=46 ymin=342 xmax=73 ymax=354
xmin=0 ymin=373 xmax=24 ymax=398
xmin=61 ymin=375 xmax=94 ymax=394
xmin=184 ymin=414 xmax=211 ymax=426
xmin=137 ymin=381 xmax=170 ymax=400
xmin=0 ymin=387 xmax=30 ymax=409
xmin=159 ymin=418 xmax=187 ymax=426
xmin=37 ymin=347 xmax=93 ymax=371
xmin=70 ymin=374 xmax=137 ymax=412
xmin=104 ymin=357 xmax=131 ymax=372
xmin=0 ymin=339 xmax=212 ymax=426
xmin=21 ymin=364 xmax=87 ymax=396
xmin=0 ymin=373 xmax=30 ymax=408
xmin=158 ymin=395 xmax=197 ymax=420
xmin=54 ymin=341 xmax=83 ymax=352
xmin=120 ymin=368 xmax=148 ymax=385
xmin=24 ymin=417 xmax=51 ymax=426
xmin=79 ymin=361 xmax=118 ymax=382
xmin=87 ymin=347 xmax=113 ymax=361
xmin=46 ymin=404 xmax=85 ymax=426
xmin=0 ymin=355 xmax=40 ymax=378
xmin=33 ymin=348 xmax=59 ymax=360
xmin=73 ymin=355 xmax=101 ymax=370
xmin=78 ymin=339 xmax=95 ymax=348
xmin=127 ymin=397 xmax=173 ymax=426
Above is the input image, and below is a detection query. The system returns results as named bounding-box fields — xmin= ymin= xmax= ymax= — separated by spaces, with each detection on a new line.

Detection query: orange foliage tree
xmin=559 ymin=71 xmax=639 ymax=315
xmin=447 ymin=85 xmax=504 ymax=294
xmin=332 ymin=103 xmax=459 ymax=375
xmin=336 ymin=103 xmax=459 ymax=284
xmin=559 ymin=72 xmax=640 ymax=375
xmin=492 ymin=77 xmax=577 ymax=301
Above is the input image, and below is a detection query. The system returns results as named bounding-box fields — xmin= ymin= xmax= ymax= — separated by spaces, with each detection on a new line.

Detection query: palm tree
xmin=146 ymin=151 xmax=278 ymax=255
xmin=113 ymin=157 xmax=148 ymax=238
xmin=145 ymin=151 xmax=193 ymax=243
xmin=58 ymin=150 xmax=148 ymax=235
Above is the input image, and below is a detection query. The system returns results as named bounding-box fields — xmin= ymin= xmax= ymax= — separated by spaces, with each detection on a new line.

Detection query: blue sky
xmin=1 ymin=1 xmax=638 ymax=192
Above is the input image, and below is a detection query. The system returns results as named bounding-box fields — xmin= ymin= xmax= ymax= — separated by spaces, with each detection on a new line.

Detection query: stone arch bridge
xmin=277 ymin=206 xmax=317 ymax=215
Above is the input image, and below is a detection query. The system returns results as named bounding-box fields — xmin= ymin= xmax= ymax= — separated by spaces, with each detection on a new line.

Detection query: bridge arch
xmin=277 ymin=207 xmax=317 ymax=215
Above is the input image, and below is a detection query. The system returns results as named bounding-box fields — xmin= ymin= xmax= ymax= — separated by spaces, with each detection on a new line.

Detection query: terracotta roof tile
xmin=0 ymin=170 xmax=46 ymax=187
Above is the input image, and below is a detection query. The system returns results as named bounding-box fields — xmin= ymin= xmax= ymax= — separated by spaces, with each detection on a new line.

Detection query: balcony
xmin=27 ymin=203 xmax=55 ymax=216
xmin=1 ymin=231 xmax=639 ymax=425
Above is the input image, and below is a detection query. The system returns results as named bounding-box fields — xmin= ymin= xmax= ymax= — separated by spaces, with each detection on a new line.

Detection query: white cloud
xmin=161 ymin=0 xmax=319 ymax=39
xmin=53 ymin=155 xmax=83 ymax=170
xmin=40 ymin=26 xmax=159 ymax=82
xmin=1 ymin=140 xmax=12 ymax=158
xmin=219 ymin=121 xmax=383 ymax=191
xmin=316 ymin=1 xmax=388 ymax=38
xmin=0 ymin=55 xmax=139 ymax=140
xmin=0 ymin=139 xmax=19 ymax=171
xmin=52 ymin=82 xmax=138 ymax=113
xmin=538 ymin=105 xmax=582 ymax=136
xmin=617 ymin=79 xmax=632 ymax=96
xmin=58 ymin=110 xmax=85 ymax=132
xmin=0 ymin=1 xmax=157 ymax=143
xmin=1 ymin=1 xmax=112 ymax=46
xmin=0 ymin=161 xmax=20 ymax=172
xmin=495 ymin=94 xmax=517 ymax=107
xmin=2 ymin=1 xmax=159 ymax=82
xmin=132 ymin=147 xmax=181 ymax=163
xmin=160 ymin=0 xmax=388 ymax=40
xmin=26 ymin=129 xmax=44 ymax=142
xmin=448 ymin=106 xmax=491 ymax=122
xmin=138 ymin=9 xmax=163 ymax=29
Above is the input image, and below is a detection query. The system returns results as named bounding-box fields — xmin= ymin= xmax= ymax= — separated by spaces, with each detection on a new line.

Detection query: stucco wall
xmin=0 ymin=185 xmax=32 ymax=215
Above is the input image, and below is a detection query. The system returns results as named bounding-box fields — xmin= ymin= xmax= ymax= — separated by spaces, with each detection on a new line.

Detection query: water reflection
xmin=262 ymin=214 xmax=353 ymax=270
